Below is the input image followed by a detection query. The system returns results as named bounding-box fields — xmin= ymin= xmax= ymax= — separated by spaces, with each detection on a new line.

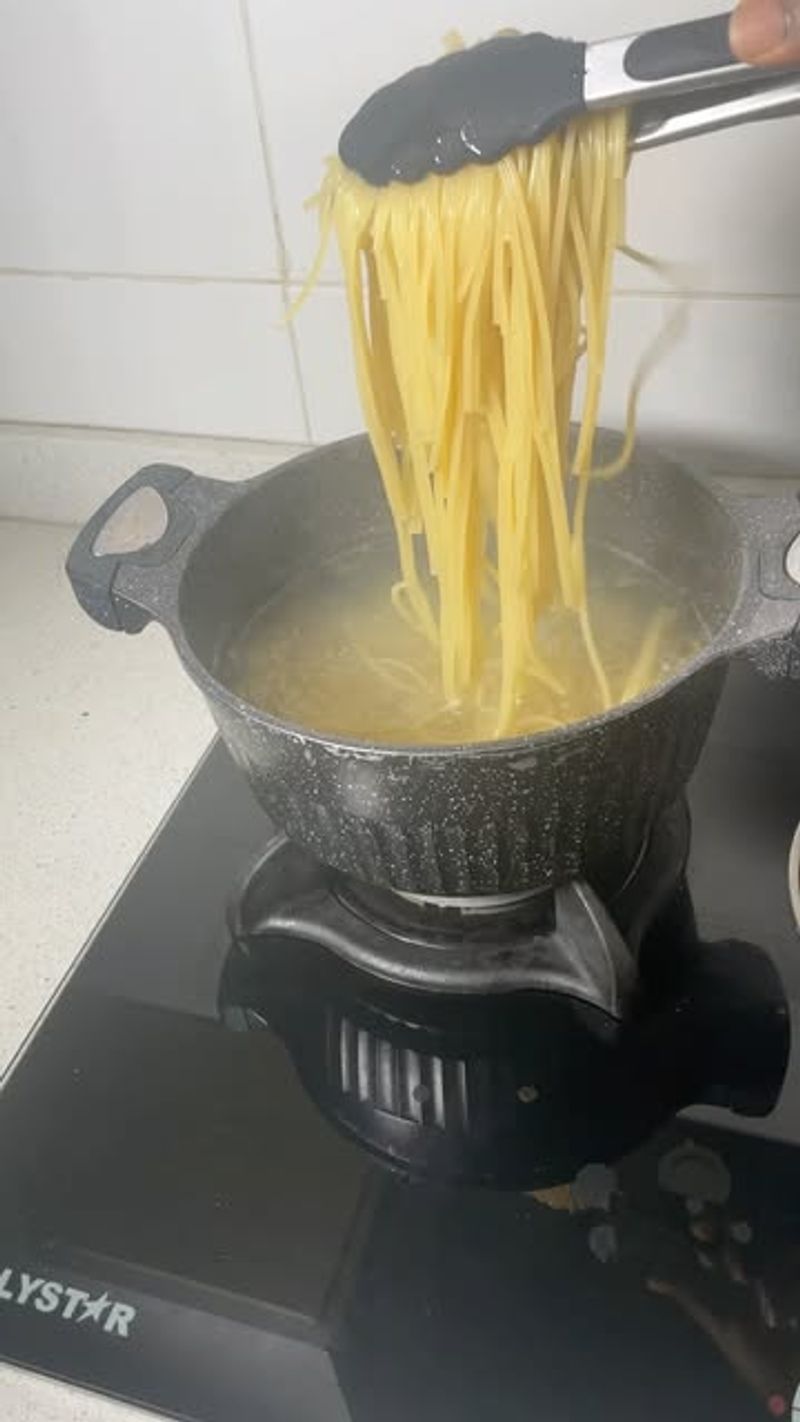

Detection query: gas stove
xmin=0 ymin=662 xmax=798 ymax=1421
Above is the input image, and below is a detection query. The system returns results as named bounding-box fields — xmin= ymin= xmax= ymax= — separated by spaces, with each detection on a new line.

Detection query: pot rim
xmin=67 ymin=434 xmax=799 ymax=761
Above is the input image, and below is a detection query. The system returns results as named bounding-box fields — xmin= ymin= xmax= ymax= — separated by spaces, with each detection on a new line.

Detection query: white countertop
xmin=0 ymin=517 xmax=213 ymax=1420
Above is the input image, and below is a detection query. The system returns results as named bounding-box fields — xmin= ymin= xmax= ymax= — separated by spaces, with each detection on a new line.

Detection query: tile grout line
xmin=0 ymin=265 xmax=799 ymax=306
xmin=0 ymin=268 xmax=289 ymax=287
xmin=236 ymin=0 xmax=312 ymax=442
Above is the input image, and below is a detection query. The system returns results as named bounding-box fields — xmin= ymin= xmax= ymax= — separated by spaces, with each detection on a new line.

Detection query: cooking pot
xmin=66 ymin=435 xmax=800 ymax=897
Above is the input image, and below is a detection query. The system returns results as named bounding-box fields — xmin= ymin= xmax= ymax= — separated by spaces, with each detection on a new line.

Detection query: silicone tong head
xmin=338 ymin=32 xmax=586 ymax=187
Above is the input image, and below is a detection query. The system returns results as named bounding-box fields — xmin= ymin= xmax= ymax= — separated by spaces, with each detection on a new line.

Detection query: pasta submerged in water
xmin=227 ymin=104 xmax=699 ymax=745
xmin=309 ymin=109 xmax=658 ymax=738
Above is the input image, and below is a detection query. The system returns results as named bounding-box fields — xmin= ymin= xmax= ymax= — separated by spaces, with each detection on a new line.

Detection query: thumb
xmin=730 ymin=0 xmax=800 ymax=64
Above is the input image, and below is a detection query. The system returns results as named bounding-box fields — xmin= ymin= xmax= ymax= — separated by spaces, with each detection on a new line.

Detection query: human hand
xmin=730 ymin=0 xmax=800 ymax=64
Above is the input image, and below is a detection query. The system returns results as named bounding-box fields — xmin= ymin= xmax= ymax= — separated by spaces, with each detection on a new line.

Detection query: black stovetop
xmin=1 ymin=663 xmax=799 ymax=1422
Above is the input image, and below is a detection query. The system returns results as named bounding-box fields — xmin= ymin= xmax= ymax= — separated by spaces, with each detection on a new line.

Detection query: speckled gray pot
xmin=67 ymin=435 xmax=800 ymax=896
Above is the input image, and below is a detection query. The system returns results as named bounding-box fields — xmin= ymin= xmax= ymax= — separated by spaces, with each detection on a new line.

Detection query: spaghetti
xmin=303 ymin=107 xmax=669 ymax=738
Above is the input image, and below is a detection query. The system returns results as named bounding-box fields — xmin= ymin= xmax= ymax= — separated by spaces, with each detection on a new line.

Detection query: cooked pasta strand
xmin=301 ymin=108 xmax=677 ymax=739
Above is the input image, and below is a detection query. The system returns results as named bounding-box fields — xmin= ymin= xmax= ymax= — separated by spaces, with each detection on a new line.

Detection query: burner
xmin=219 ymin=805 xmax=790 ymax=1189
xmin=230 ymin=801 xmax=690 ymax=994
xmin=1 ymin=666 xmax=797 ymax=1422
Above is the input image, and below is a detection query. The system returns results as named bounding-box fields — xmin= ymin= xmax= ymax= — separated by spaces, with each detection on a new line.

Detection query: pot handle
xmin=66 ymin=463 xmax=240 ymax=633
xmin=753 ymin=487 xmax=800 ymax=602
xmin=753 ymin=487 xmax=800 ymax=678
xmin=720 ymin=485 xmax=800 ymax=675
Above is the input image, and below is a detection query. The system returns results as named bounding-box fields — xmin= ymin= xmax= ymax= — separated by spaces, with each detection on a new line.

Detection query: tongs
xmin=339 ymin=11 xmax=800 ymax=184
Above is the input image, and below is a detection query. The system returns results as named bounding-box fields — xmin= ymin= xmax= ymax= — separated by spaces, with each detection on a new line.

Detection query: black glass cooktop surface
xmin=0 ymin=662 xmax=798 ymax=1422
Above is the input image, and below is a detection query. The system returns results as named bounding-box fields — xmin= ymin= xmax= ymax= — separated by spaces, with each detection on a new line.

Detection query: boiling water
xmin=223 ymin=542 xmax=703 ymax=746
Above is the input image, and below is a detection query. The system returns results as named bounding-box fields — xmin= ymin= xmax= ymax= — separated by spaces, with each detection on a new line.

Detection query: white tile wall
xmin=290 ymin=285 xmax=360 ymax=443
xmin=603 ymin=295 xmax=800 ymax=463
xmin=0 ymin=0 xmax=280 ymax=278
xmin=0 ymin=0 xmax=798 ymax=517
xmin=624 ymin=119 xmax=800 ymax=296
xmin=0 ymin=275 xmax=305 ymax=441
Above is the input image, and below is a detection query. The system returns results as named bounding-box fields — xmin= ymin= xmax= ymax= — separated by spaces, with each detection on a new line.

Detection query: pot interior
xmin=178 ymin=434 xmax=743 ymax=735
